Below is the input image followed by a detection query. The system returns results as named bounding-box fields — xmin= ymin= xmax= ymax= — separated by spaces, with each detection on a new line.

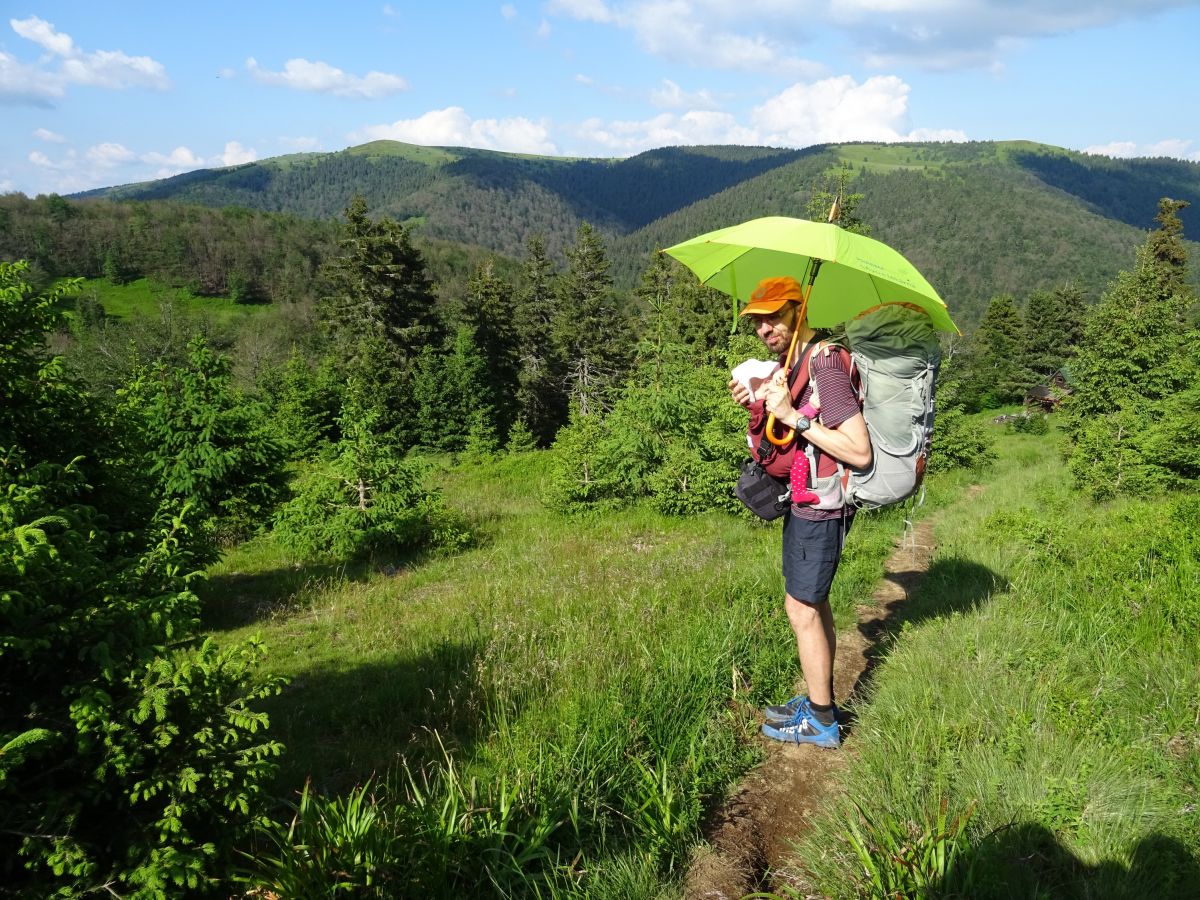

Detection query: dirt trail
xmin=684 ymin=516 xmax=938 ymax=900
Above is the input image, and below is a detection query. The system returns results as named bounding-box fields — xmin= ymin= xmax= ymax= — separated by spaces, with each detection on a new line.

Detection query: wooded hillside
xmin=61 ymin=138 xmax=1200 ymax=327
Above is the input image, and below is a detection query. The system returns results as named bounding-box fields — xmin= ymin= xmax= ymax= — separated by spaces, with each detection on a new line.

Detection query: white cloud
xmin=351 ymin=107 xmax=558 ymax=154
xmin=547 ymin=1 xmax=1192 ymax=71
xmin=0 ymin=50 xmax=65 ymax=103
xmin=575 ymin=110 xmax=757 ymax=154
xmin=246 ymin=57 xmax=408 ymax=99
xmin=140 ymin=146 xmax=206 ymax=177
xmin=501 ymin=4 xmax=518 ymax=19
xmin=629 ymin=2 xmax=822 ymax=75
xmin=907 ymin=126 xmax=969 ymax=142
xmin=3 ymin=16 xmax=168 ymax=102
xmin=10 ymin=15 xmax=74 ymax=56
xmin=1084 ymin=138 xmax=1200 ymax=161
xmin=571 ymin=74 xmax=965 ymax=155
xmin=220 ymin=141 xmax=258 ymax=166
xmin=22 ymin=138 xmax=266 ymax=193
xmin=86 ymin=142 xmax=136 ymax=166
xmin=649 ymin=79 xmax=718 ymax=110
xmin=753 ymin=75 xmax=917 ymax=144
xmin=547 ymin=0 xmax=615 ymax=23
xmin=537 ymin=19 xmax=552 ymax=38
xmin=60 ymin=49 xmax=169 ymax=90
xmin=547 ymin=1 xmax=823 ymax=75
xmin=33 ymin=127 xmax=67 ymax=143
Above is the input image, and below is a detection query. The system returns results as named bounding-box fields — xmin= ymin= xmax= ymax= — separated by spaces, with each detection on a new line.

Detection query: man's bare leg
xmin=785 ymin=594 xmax=836 ymax=706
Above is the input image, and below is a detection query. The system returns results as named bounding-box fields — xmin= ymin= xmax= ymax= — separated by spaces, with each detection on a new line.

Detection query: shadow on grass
xmin=264 ymin=638 xmax=491 ymax=796
xmin=942 ymin=822 xmax=1200 ymax=900
xmin=844 ymin=556 xmax=1007 ymax=732
xmin=199 ymin=544 xmax=444 ymax=632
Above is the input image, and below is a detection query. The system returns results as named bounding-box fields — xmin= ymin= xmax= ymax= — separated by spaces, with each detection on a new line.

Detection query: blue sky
xmin=4 ymin=1 xmax=1199 ymax=195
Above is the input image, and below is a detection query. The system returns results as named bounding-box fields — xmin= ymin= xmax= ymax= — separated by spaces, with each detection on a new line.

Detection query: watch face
xmin=794 ymin=415 xmax=811 ymax=432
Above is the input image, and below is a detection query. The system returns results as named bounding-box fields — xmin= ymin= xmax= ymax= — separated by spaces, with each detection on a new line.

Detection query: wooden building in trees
xmin=1024 ymin=371 xmax=1073 ymax=412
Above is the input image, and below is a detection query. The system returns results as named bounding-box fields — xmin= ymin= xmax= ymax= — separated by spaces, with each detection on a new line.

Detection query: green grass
xmin=209 ymin=426 xmax=1200 ymax=897
xmin=346 ymin=140 xmax=461 ymax=165
xmin=832 ymin=143 xmax=953 ymax=175
xmin=783 ymin=428 xmax=1200 ymax=899
xmin=72 ymin=277 xmax=272 ymax=326
xmin=204 ymin=450 xmax=909 ymax=896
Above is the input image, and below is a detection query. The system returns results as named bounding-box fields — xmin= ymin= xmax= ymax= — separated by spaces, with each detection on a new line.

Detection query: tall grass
xmin=208 ymin=450 xmax=908 ymax=895
xmin=784 ymin=429 xmax=1200 ymax=899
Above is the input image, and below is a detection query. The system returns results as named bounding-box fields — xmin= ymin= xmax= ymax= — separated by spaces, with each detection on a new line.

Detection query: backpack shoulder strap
xmin=808 ymin=340 xmax=861 ymax=401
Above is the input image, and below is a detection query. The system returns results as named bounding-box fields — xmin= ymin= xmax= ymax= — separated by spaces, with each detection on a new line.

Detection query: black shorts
xmin=781 ymin=513 xmax=852 ymax=605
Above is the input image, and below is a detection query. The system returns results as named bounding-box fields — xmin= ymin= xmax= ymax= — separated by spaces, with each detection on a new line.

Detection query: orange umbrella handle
xmin=763 ymin=270 xmax=817 ymax=447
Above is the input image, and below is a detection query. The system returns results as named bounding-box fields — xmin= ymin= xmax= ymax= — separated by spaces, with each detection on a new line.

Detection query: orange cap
xmin=739 ymin=276 xmax=803 ymax=316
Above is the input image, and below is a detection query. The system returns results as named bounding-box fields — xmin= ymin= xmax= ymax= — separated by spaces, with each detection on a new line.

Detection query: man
xmin=728 ymin=276 xmax=871 ymax=748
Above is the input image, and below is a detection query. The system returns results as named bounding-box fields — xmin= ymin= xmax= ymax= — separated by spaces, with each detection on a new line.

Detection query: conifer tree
xmin=317 ymin=195 xmax=439 ymax=447
xmin=636 ymin=252 xmax=731 ymax=361
xmin=963 ymin=294 xmax=1035 ymax=408
xmin=552 ymin=223 xmax=631 ymax=415
xmin=1065 ymin=198 xmax=1198 ymax=498
xmin=513 ymin=235 xmax=567 ymax=444
xmin=806 ymin=164 xmax=871 ymax=235
xmin=274 ymin=370 xmax=466 ymax=560
xmin=119 ymin=335 xmax=286 ymax=555
xmin=412 ymin=323 xmax=495 ymax=453
xmin=459 ymin=260 xmax=520 ymax=442
xmin=1066 ymin=223 xmax=1192 ymax=423
xmin=1023 ymin=284 xmax=1086 ymax=379
xmin=1 ymin=261 xmax=282 ymax=895
xmin=318 ymin=195 xmax=437 ymax=365
xmin=1145 ymin=198 xmax=1191 ymax=296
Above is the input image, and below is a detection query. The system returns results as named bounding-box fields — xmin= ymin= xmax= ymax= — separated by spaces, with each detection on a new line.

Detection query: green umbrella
xmin=663 ymin=215 xmax=958 ymax=333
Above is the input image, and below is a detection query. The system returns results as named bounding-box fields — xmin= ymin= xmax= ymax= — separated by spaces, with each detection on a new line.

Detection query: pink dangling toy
xmin=788 ymin=401 xmax=821 ymax=506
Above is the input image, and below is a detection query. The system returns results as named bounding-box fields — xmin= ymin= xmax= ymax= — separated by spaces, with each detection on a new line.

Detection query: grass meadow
xmin=73 ymin=276 xmax=272 ymax=326
xmin=201 ymin=424 xmax=1199 ymax=897
xmin=786 ymin=428 xmax=1200 ymax=899
xmin=203 ymin=451 xmax=904 ymax=895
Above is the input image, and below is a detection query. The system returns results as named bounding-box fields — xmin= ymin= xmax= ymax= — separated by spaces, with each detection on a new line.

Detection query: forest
xmin=2 ymin=157 xmax=1198 ymax=898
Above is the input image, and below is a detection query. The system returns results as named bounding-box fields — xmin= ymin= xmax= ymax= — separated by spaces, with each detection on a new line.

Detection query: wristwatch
xmin=792 ymin=413 xmax=811 ymax=432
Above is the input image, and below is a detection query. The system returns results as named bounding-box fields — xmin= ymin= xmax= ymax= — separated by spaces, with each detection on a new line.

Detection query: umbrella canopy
xmin=663 ymin=216 xmax=958 ymax=333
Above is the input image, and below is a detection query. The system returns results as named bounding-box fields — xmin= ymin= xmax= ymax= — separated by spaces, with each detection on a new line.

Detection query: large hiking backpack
xmin=839 ymin=303 xmax=941 ymax=509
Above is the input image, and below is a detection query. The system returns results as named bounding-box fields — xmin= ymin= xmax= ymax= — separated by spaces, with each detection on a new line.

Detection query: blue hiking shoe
xmin=763 ymin=695 xmax=839 ymax=726
xmin=761 ymin=699 xmax=841 ymax=748
xmin=763 ymin=695 xmax=806 ymax=724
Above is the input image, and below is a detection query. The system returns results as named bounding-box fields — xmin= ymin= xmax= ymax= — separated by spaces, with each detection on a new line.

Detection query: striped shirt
xmin=793 ymin=347 xmax=861 ymax=522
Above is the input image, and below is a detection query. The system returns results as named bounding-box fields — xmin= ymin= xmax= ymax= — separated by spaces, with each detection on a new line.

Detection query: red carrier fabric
xmin=746 ymin=341 xmax=855 ymax=479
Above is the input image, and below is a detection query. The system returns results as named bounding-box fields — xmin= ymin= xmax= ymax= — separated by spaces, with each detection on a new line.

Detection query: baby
xmin=733 ymin=358 xmax=822 ymax=507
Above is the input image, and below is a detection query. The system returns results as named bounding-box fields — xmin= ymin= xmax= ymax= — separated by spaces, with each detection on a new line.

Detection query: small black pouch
xmin=735 ymin=459 xmax=792 ymax=521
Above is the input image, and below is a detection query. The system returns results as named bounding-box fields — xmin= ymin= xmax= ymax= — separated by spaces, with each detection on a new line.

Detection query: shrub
xmin=273 ymin=380 xmax=468 ymax=561
xmin=1009 ymin=411 xmax=1049 ymax=434
xmin=1 ymin=260 xmax=284 ymax=896
xmin=119 ymin=335 xmax=286 ymax=556
xmin=545 ymin=349 xmax=743 ymax=514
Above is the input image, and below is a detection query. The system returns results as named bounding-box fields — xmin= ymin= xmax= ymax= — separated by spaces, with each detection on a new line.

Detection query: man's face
xmin=750 ymin=308 xmax=793 ymax=355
